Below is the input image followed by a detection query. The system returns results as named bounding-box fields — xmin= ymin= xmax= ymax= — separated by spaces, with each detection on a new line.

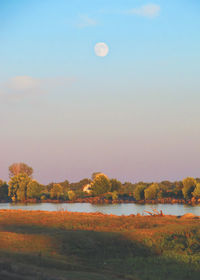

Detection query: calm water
xmin=0 ymin=202 xmax=200 ymax=216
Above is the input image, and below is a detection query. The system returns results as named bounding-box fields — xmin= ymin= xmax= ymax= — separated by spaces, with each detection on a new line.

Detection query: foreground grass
xmin=0 ymin=210 xmax=199 ymax=279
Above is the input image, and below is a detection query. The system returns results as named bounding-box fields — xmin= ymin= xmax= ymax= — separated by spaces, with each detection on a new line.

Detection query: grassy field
xmin=0 ymin=210 xmax=199 ymax=280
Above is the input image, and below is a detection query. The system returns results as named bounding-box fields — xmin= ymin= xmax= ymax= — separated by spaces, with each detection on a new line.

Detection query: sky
xmin=0 ymin=0 xmax=200 ymax=184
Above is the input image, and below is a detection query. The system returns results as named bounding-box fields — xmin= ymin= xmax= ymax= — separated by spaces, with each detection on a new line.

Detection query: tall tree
xmin=8 ymin=173 xmax=31 ymax=201
xmin=9 ymin=163 xmax=33 ymax=178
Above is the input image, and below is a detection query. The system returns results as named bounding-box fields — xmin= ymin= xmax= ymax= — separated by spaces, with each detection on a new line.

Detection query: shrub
xmin=68 ymin=190 xmax=76 ymax=201
xmin=112 ymin=191 xmax=119 ymax=200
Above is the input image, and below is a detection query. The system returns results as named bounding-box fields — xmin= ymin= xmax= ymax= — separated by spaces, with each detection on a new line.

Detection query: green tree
xmin=120 ymin=182 xmax=137 ymax=195
xmin=157 ymin=184 xmax=168 ymax=198
xmin=9 ymin=163 xmax=33 ymax=178
xmin=110 ymin=179 xmax=122 ymax=192
xmin=8 ymin=173 xmax=31 ymax=201
xmin=173 ymin=181 xmax=184 ymax=198
xmin=50 ymin=184 xmax=63 ymax=200
xmin=192 ymin=183 xmax=200 ymax=198
xmin=27 ymin=180 xmax=43 ymax=199
xmin=182 ymin=177 xmax=196 ymax=200
xmin=134 ymin=184 xmax=146 ymax=200
xmin=0 ymin=180 xmax=9 ymax=201
xmin=144 ymin=183 xmax=159 ymax=200
xmin=91 ymin=173 xmax=111 ymax=196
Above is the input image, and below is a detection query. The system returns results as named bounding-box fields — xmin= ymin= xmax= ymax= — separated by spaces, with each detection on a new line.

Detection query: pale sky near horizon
xmin=0 ymin=0 xmax=200 ymax=184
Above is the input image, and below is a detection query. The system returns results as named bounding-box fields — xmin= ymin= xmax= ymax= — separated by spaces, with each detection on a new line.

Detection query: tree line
xmin=0 ymin=162 xmax=200 ymax=202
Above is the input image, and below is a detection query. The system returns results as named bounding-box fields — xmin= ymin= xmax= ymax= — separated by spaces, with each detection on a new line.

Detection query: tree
xmin=182 ymin=177 xmax=196 ymax=200
xmin=9 ymin=163 xmax=33 ymax=178
xmin=121 ymin=182 xmax=137 ymax=194
xmin=144 ymin=183 xmax=159 ymax=200
xmin=134 ymin=184 xmax=146 ymax=200
xmin=91 ymin=173 xmax=111 ymax=196
xmin=0 ymin=180 xmax=9 ymax=201
xmin=110 ymin=179 xmax=122 ymax=192
xmin=173 ymin=181 xmax=184 ymax=198
xmin=8 ymin=173 xmax=31 ymax=201
xmin=50 ymin=184 xmax=63 ymax=200
xmin=192 ymin=183 xmax=200 ymax=198
xmin=157 ymin=184 xmax=169 ymax=198
xmin=27 ymin=180 xmax=43 ymax=199
xmin=91 ymin=172 xmax=102 ymax=180
xmin=59 ymin=180 xmax=70 ymax=190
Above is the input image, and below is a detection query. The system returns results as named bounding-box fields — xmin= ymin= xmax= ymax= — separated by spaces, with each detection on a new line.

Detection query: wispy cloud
xmin=76 ymin=15 xmax=97 ymax=28
xmin=127 ymin=4 xmax=160 ymax=19
xmin=6 ymin=76 xmax=40 ymax=92
xmin=0 ymin=76 xmax=76 ymax=101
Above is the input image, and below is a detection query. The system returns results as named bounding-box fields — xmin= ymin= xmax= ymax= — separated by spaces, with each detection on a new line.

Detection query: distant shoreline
xmin=1 ymin=196 xmax=200 ymax=205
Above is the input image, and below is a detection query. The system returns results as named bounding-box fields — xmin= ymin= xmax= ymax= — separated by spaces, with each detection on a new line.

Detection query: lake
xmin=0 ymin=202 xmax=200 ymax=216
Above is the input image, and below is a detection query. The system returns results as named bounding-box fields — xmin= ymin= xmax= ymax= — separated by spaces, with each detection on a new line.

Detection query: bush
xmin=68 ymin=190 xmax=76 ymax=201
xmin=40 ymin=195 xmax=46 ymax=201
xmin=112 ymin=191 xmax=119 ymax=200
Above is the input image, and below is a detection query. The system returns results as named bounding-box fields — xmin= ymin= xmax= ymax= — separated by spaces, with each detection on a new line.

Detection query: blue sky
xmin=0 ymin=0 xmax=200 ymax=183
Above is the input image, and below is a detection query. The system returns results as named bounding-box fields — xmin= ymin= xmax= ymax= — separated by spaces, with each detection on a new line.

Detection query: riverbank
xmin=2 ymin=196 xmax=200 ymax=205
xmin=0 ymin=210 xmax=200 ymax=280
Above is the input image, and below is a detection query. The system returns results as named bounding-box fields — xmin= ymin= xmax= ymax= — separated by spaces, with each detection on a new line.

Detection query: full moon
xmin=94 ymin=42 xmax=109 ymax=57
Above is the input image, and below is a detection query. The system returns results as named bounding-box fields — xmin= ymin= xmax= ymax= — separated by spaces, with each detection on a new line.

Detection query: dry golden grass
xmin=0 ymin=210 xmax=199 ymax=280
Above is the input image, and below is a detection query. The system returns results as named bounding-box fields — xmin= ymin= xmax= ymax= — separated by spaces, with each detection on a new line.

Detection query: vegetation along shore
xmin=1 ymin=163 xmax=200 ymax=205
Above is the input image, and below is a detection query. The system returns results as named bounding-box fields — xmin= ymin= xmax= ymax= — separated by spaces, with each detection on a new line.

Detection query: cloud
xmin=0 ymin=76 xmax=76 ymax=101
xmin=127 ymin=4 xmax=160 ymax=18
xmin=7 ymin=76 xmax=40 ymax=92
xmin=76 ymin=15 xmax=97 ymax=28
